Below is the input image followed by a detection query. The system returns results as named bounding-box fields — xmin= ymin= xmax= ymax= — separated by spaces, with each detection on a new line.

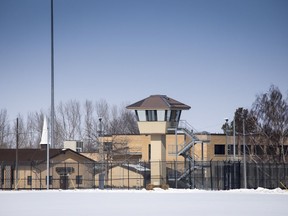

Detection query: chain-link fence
xmin=1 ymin=160 xmax=287 ymax=190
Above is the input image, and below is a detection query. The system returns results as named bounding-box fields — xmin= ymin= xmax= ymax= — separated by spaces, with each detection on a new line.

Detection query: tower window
xmin=169 ymin=110 xmax=181 ymax=122
xmin=146 ymin=110 xmax=157 ymax=121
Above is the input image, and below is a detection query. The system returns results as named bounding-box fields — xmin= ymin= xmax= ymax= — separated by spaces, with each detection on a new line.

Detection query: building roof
xmin=0 ymin=148 xmax=95 ymax=163
xmin=126 ymin=95 xmax=191 ymax=110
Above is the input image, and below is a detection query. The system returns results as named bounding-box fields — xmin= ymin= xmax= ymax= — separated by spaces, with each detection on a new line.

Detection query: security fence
xmin=1 ymin=160 xmax=287 ymax=190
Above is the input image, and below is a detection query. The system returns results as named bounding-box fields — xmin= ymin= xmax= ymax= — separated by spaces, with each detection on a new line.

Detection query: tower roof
xmin=126 ymin=95 xmax=191 ymax=110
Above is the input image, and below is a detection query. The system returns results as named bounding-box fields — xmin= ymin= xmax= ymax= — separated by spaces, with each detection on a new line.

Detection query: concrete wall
xmin=137 ymin=122 xmax=169 ymax=134
xmin=95 ymin=166 xmax=144 ymax=188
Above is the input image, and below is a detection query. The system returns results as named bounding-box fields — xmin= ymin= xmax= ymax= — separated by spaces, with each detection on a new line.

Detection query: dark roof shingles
xmin=127 ymin=95 xmax=190 ymax=110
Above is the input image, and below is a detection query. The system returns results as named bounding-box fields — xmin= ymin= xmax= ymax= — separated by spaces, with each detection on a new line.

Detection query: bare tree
xmin=95 ymin=99 xmax=110 ymax=134
xmin=1 ymin=99 xmax=139 ymax=150
xmin=109 ymin=104 xmax=121 ymax=135
xmin=56 ymin=100 xmax=82 ymax=141
xmin=221 ymin=108 xmax=257 ymax=135
xmin=118 ymin=106 xmax=139 ymax=134
xmin=108 ymin=104 xmax=139 ymax=135
xmin=83 ymin=100 xmax=98 ymax=151
xmin=0 ymin=109 xmax=12 ymax=148
xmin=251 ymin=85 xmax=288 ymax=162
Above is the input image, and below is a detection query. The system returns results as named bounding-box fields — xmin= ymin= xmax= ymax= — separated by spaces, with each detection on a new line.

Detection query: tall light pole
xmin=50 ymin=0 xmax=55 ymax=150
xmin=47 ymin=0 xmax=55 ymax=190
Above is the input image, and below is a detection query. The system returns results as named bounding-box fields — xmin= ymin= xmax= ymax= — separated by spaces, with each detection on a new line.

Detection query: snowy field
xmin=0 ymin=188 xmax=287 ymax=216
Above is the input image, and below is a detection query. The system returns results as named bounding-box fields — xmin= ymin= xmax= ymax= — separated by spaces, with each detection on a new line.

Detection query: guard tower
xmin=127 ymin=95 xmax=190 ymax=186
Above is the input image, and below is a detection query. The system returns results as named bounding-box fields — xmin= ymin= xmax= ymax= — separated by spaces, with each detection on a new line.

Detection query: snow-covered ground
xmin=0 ymin=188 xmax=287 ymax=216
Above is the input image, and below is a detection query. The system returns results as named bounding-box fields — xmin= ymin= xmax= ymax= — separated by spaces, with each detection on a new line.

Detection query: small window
xmin=214 ymin=144 xmax=225 ymax=155
xmin=27 ymin=176 xmax=32 ymax=185
xmin=255 ymin=145 xmax=264 ymax=155
xmin=170 ymin=110 xmax=181 ymax=122
xmin=46 ymin=176 xmax=53 ymax=185
xmin=146 ymin=110 xmax=157 ymax=121
xmin=135 ymin=110 xmax=139 ymax=121
xmin=104 ymin=142 xmax=113 ymax=151
xmin=228 ymin=144 xmax=238 ymax=155
xmin=76 ymin=175 xmax=83 ymax=185
xmin=157 ymin=110 xmax=165 ymax=121
xmin=240 ymin=145 xmax=251 ymax=155
xmin=283 ymin=146 xmax=288 ymax=155
xmin=137 ymin=110 xmax=146 ymax=121
xmin=148 ymin=144 xmax=151 ymax=161
xmin=266 ymin=145 xmax=276 ymax=155
xmin=165 ymin=110 xmax=171 ymax=121
xmin=1 ymin=168 xmax=4 ymax=186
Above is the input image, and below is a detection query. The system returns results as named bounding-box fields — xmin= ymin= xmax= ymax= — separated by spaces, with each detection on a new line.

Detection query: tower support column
xmin=150 ymin=134 xmax=166 ymax=186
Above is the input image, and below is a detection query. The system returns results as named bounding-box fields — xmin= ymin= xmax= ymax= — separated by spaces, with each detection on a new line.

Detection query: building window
xmin=165 ymin=110 xmax=171 ymax=121
xmin=146 ymin=110 xmax=157 ymax=121
xmin=137 ymin=110 xmax=146 ymax=121
xmin=157 ymin=110 xmax=165 ymax=121
xmin=148 ymin=144 xmax=151 ymax=161
xmin=214 ymin=144 xmax=225 ymax=155
xmin=27 ymin=176 xmax=32 ymax=185
xmin=76 ymin=175 xmax=83 ymax=185
xmin=228 ymin=144 xmax=238 ymax=155
xmin=46 ymin=176 xmax=53 ymax=185
xmin=1 ymin=168 xmax=4 ymax=186
xmin=266 ymin=145 xmax=277 ymax=155
xmin=76 ymin=141 xmax=83 ymax=153
xmin=283 ymin=146 xmax=288 ymax=155
xmin=135 ymin=110 xmax=139 ymax=121
xmin=240 ymin=145 xmax=251 ymax=155
xmin=104 ymin=142 xmax=113 ymax=152
xmin=169 ymin=110 xmax=181 ymax=122
xmin=255 ymin=145 xmax=264 ymax=155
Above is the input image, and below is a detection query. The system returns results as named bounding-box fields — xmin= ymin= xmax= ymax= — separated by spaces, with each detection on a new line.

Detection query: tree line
xmin=0 ymin=99 xmax=139 ymax=151
xmin=222 ymin=85 xmax=288 ymax=163
xmin=1 ymin=85 xmax=287 ymax=162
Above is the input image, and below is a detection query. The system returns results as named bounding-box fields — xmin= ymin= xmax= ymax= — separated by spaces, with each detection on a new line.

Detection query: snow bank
xmin=0 ymin=188 xmax=287 ymax=216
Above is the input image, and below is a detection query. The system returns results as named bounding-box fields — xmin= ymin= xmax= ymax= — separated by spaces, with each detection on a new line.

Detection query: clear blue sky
xmin=1 ymin=0 xmax=287 ymax=133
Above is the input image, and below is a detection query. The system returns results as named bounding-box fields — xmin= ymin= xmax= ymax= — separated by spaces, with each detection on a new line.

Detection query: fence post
xmin=276 ymin=163 xmax=279 ymax=188
xmin=110 ymin=161 xmax=112 ymax=190
xmin=128 ymin=161 xmax=130 ymax=190
xmin=210 ymin=160 xmax=213 ymax=190
xmin=189 ymin=160 xmax=192 ymax=189
xmin=174 ymin=160 xmax=177 ymax=188
xmin=77 ymin=162 xmax=80 ymax=189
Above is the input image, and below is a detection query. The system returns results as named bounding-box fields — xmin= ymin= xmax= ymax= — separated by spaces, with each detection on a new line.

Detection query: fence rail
xmin=0 ymin=160 xmax=287 ymax=190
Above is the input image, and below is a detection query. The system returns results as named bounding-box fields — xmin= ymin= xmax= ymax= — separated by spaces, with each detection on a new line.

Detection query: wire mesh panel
xmin=0 ymin=160 xmax=287 ymax=190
